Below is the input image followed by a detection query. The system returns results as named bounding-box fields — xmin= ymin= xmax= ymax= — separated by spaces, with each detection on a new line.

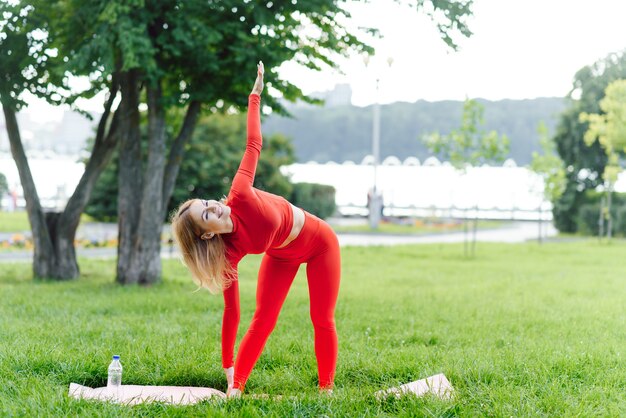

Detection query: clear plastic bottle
xmin=107 ymin=355 xmax=123 ymax=390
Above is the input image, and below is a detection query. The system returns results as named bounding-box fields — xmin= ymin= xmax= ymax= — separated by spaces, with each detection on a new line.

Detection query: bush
xmin=577 ymin=201 xmax=626 ymax=237
xmin=290 ymin=182 xmax=336 ymax=219
xmin=614 ymin=205 xmax=626 ymax=237
xmin=577 ymin=203 xmax=601 ymax=236
xmin=562 ymin=190 xmax=626 ymax=235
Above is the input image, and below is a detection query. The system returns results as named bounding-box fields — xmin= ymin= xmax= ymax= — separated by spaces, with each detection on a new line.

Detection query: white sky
xmin=280 ymin=0 xmax=626 ymax=106
xmin=24 ymin=0 xmax=626 ymax=119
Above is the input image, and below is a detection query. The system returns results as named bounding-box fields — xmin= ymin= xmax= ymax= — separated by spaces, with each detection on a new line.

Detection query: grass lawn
xmin=0 ymin=211 xmax=95 ymax=234
xmin=1 ymin=242 xmax=624 ymax=416
xmin=0 ymin=211 xmax=31 ymax=233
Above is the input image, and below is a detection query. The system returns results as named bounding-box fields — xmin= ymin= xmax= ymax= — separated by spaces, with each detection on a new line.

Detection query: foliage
xmin=0 ymin=172 xmax=8 ymax=198
xmin=580 ymin=79 xmax=626 ymax=184
xmin=422 ymin=98 xmax=510 ymax=170
xmin=553 ymin=51 xmax=626 ymax=232
xmin=530 ymin=122 xmax=566 ymax=204
xmin=0 ymin=2 xmax=56 ymax=109
xmin=576 ymin=203 xmax=603 ymax=236
xmin=577 ymin=79 xmax=626 ymax=238
xmin=574 ymin=190 xmax=626 ymax=237
xmin=2 ymin=242 xmax=626 ymax=416
xmin=421 ymin=98 xmax=509 ymax=256
xmin=290 ymin=183 xmax=337 ymax=219
xmin=613 ymin=205 xmax=626 ymax=236
xmin=86 ymin=112 xmax=296 ymax=222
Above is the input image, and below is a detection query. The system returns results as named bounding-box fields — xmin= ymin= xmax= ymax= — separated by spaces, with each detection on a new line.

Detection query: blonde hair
xmin=170 ymin=199 xmax=234 ymax=293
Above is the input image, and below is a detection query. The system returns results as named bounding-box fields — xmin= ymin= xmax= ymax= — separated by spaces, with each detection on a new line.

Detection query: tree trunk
xmin=471 ymin=205 xmax=478 ymax=258
xmin=607 ymin=187 xmax=613 ymax=239
xmin=3 ymin=82 xmax=120 ymax=279
xmin=162 ymin=100 xmax=201 ymax=210
xmin=3 ymin=104 xmax=55 ymax=277
xmin=537 ymin=204 xmax=543 ymax=244
xmin=116 ymin=70 xmax=143 ymax=284
xmin=129 ymin=82 xmax=167 ymax=285
xmin=114 ymin=71 xmax=201 ymax=285
xmin=463 ymin=208 xmax=469 ymax=258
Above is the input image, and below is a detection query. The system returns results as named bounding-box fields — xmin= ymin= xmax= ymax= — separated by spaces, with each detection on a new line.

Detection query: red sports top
xmin=220 ymin=93 xmax=294 ymax=368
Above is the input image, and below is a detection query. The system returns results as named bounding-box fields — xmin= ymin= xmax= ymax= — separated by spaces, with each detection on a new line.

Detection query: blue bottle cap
xmin=112 ymin=355 xmax=120 ymax=360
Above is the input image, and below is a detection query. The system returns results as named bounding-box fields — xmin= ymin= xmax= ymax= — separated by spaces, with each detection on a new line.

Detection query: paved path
xmin=0 ymin=221 xmax=557 ymax=263
xmin=337 ymin=221 xmax=557 ymax=246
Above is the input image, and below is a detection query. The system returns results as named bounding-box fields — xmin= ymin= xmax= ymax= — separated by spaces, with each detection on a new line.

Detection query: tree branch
xmin=161 ymin=100 xmax=202 ymax=211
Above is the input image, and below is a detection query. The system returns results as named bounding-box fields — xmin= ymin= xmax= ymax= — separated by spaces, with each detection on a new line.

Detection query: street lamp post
xmin=364 ymin=55 xmax=393 ymax=229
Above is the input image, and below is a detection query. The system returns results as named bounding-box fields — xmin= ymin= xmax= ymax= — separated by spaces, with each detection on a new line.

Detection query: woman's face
xmin=188 ymin=199 xmax=232 ymax=235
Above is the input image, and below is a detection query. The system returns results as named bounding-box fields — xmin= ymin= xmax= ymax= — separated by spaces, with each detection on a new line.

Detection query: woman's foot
xmin=251 ymin=60 xmax=264 ymax=95
xmin=319 ymin=387 xmax=334 ymax=396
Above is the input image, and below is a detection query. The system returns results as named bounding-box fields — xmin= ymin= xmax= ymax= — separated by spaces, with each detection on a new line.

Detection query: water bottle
xmin=107 ymin=355 xmax=123 ymax=391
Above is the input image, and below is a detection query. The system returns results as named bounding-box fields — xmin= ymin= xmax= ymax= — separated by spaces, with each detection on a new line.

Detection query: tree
xmin=579 ymin=79 xmax=626 ymax=239
xmin=529 ymin=122 xmax=566 ymax=242
xmin=0 ymin=172 xmax=8 ymax=208
xmin=0 ymin=2 xmax=120 ymax=279
xmin=422 ymin=98 xmax=509 ymax=256
xmin=86 ymin=111 xmax=296 ymax=221
xmin=553 ymin=51 xmax=626 ymax=233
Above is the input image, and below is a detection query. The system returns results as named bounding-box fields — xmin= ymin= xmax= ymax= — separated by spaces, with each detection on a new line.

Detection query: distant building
xmin=0 ymin=109 xmax=98 ymax=156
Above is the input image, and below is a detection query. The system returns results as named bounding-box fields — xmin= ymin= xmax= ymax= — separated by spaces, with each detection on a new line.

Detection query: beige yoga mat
xmin=68 ymin=383 xmax=225 ymax=405
xmin=375 ymin=373 xmax=454 ymax=400
xmin=69 ymin=373 xmax=454 ymax=405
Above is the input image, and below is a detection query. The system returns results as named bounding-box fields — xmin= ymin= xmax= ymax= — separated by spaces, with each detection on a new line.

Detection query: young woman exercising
xmin=171 ymin=62 xmax=341 ymax=397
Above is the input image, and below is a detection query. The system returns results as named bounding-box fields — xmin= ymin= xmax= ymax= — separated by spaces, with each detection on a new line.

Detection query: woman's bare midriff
xmin=276 ymin=204 xmax=305 ymax=249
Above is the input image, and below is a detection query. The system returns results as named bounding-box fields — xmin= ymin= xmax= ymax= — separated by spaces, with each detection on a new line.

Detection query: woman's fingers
xmin=257 ymin=60 xmax=264 ymax=76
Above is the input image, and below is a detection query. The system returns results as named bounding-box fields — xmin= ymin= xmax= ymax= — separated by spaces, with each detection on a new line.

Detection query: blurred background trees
xmin=552 ymin=51 xmax=626 ymax=233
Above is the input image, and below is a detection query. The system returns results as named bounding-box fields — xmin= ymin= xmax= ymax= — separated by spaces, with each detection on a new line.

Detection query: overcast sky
xmin=279 ymin=0 xmax=626 ymax=106
xmin=25 ymin=0 xmax=626 ymax=120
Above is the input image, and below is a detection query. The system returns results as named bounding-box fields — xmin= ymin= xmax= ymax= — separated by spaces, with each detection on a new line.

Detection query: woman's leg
xmin=233 ymin=255 xmax=300 ymax=391
xmin=306 ymin=225 xmax=341 ymax=389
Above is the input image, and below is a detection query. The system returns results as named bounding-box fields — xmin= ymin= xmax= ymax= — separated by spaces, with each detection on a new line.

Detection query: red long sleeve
xmin=230 ymin=94 xmax=262 ymax=197
xmin=221 ymin=275 xmax=240 ymax=368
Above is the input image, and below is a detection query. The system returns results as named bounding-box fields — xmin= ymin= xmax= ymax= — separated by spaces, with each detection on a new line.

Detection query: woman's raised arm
xmin=230 ymin=62 xmax=264 ymax=195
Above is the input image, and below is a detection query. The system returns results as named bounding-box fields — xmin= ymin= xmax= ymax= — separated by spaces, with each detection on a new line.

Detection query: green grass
xmin=332 ymin=219 xmax=508 ymax=235
xmin=0 ymin=211 xmax=31 ymax=233
xmin=0 ymin=211 xmax=96 ymax=233
xmin=1 ymin=241 xmax=625 ymax=416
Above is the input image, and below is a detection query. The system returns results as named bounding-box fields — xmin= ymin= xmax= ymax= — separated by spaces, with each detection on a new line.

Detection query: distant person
xmin=171 ymin=62 xmax=341 ymax=397
xmin=10 ymin=187 xmax=18 ymax=212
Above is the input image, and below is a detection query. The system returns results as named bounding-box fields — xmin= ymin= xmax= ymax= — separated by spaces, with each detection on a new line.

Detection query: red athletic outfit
xmin=220 ymin=94 xmax=341 ymax=390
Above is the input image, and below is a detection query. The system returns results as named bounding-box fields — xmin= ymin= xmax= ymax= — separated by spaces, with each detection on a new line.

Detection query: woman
xmin=171 ymin=62 xmax=341 ymax=397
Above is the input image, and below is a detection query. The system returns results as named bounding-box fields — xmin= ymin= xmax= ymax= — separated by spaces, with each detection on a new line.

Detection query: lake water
xmin=2 ymin=154 xmax=623 ymax=221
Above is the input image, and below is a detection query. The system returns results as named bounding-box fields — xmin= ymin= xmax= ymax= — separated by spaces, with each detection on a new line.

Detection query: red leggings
xmin=233 ymin=212 xmax=341 ymax=390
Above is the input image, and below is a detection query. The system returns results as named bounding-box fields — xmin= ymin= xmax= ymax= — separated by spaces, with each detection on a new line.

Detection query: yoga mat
xmin=68 ymin=383 xmax=225 ymax=405
xmin=374 ymin=373 xmax=454 ymax=399
xmin=69 ymin=373 xmax=454 ymax=404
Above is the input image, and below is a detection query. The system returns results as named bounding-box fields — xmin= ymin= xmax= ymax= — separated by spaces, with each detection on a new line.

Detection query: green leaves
xmin=422 ymin=98 xmax=509 ymax=171
xmin=579 ymin=79 xmax=626 ymax=189
xmin=530 ymin=122 xmax=566 ymax=204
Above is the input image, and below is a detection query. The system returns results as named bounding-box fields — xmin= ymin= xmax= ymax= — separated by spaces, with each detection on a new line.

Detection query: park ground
xmin=1 ymin=241 xmax=624 ymax=416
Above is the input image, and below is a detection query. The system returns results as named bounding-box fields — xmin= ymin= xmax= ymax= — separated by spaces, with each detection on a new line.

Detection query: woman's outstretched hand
xmin=251 ymin=60 xmax=264 ymax=95
xmin=224 ymin=366 xmax=234 ymax=391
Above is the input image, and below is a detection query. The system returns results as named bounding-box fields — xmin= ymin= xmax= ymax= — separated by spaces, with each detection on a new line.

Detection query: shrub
xmin=290 ymin=183 xmax=336 ymax=219
xmin=577 ymin=203 xmax=601 ymax=236
xmin=614 ymin=205 xmax=626 ymax=237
